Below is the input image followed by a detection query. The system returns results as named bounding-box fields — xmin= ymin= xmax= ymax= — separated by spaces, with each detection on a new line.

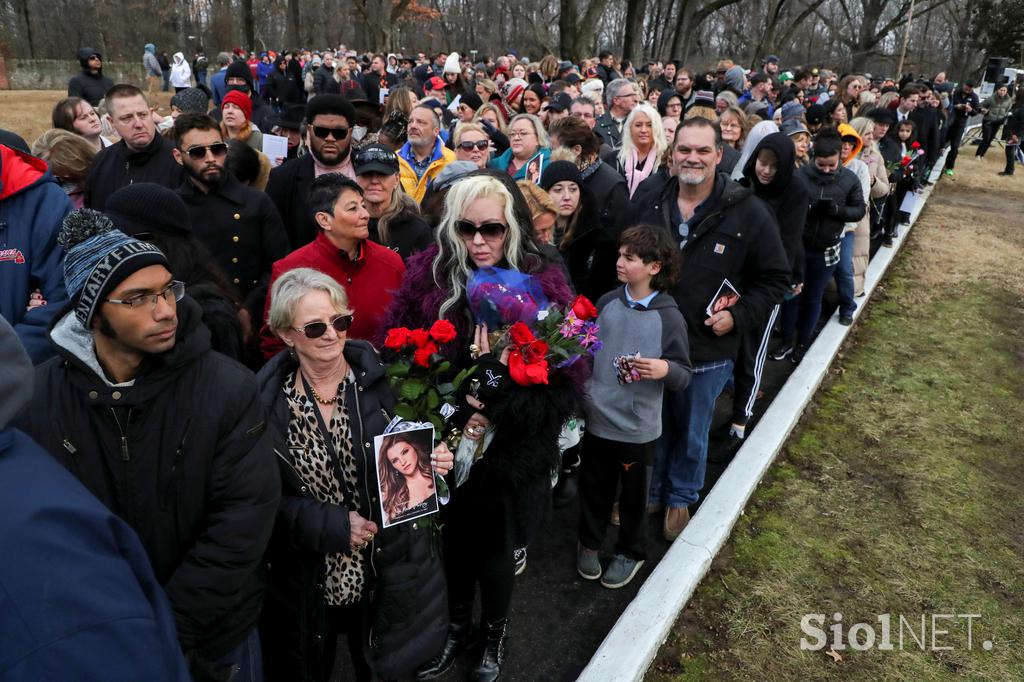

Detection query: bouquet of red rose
xmin=887 ymin=141 xmax=924 ymax=184
xmin=382 ymin=319 xmax=474 ymax=433
xmin=489 ymin=294 xmax=601 ymax=386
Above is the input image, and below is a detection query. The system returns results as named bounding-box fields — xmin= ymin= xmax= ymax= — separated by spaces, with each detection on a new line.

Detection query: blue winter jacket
xmin=0 ymin=145 xmax=71 ymax=364
xmin=489 ymin=146 xmax=551 ymax=181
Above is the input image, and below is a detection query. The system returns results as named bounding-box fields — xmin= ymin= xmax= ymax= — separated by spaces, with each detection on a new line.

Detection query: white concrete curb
xmin=578 ymin=151 xmax=951 ymax=682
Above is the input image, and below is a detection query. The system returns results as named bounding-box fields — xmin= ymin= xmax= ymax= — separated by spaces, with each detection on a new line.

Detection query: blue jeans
xmin=833 ymin=231 xmax=856 ymax=317
xmin=797 ymin=250 xmax=839 ymax=345
xmin=651 ymin=360 xmax=734 ymax=508
xmin=211 ymin=626 xmax=263 ymax=682
xmin=197 ymin=69 xmax=208 ymax=86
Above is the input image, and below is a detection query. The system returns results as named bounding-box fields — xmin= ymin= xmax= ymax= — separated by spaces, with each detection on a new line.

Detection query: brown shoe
xmin=663 ymin=506 xmax=690 ymax=541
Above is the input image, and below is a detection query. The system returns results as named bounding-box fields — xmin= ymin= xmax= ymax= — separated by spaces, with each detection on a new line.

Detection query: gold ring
xmin=469 ymin=343 xmax=481 ymax=359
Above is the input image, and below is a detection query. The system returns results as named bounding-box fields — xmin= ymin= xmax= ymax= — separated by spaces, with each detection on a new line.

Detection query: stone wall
xmin=3 ymin=59 xmax=145 ymax=90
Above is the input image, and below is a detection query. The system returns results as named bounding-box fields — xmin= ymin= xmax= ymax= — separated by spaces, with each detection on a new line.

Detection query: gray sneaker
xmin=577 ymin=545 xmax=601 ymax=580
xmin=600 ymin=554 xmax=644 ymax=589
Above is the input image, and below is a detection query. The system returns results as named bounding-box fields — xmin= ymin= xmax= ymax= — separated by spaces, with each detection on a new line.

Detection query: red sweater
xmin=260 ymin=231 xmax=406 ymax=359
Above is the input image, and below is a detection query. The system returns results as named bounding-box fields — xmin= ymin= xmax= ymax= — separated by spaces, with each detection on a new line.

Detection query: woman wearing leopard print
xmin=257 ymin=268 xmax=454 ymax=682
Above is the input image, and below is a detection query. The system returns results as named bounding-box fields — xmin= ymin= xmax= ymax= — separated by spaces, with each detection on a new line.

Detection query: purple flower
xmin=560 ymin=311 xmax=584 ymax=338
xmin=579 ymin=323 xmax=600 ymax=349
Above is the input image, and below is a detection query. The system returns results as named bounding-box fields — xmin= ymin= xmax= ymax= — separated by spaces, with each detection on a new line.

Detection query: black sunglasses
xmin=292 ymin=314 xmax=354 ymax=338
xmin=312 ymin=126 xmax=349 ymax=140
xmin=456 ymin=140 xmax=489 ymax=151
xmin=184 ymin=143 xmax=228 ymax=160
xmin=353 ymin=148 xmax=398 ymax=166
xmin=455 ymin=220 xmax=506 ymax=240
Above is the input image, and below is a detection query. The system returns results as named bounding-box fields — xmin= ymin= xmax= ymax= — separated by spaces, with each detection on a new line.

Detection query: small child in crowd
xmin=577 ymin=224 xmax=692 ymax=589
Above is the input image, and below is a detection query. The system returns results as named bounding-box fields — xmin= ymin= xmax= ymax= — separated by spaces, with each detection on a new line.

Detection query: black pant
xmin=442 ymin=475 xmax=516 ymax=624
xmin=324 ymin=603 xmax=371 ymax=682
xmin=944 ymin=118 xmax=968 ymax=170
xmin=578 ymin=432 xmax=654 ymax=561
xmin=731 ymin=304 xmax=778 ymax=425
xmin=976 ymin=119 xmax=1004 ymax=157
xmin=1005 ymin=141 xmax=1019 ymax=175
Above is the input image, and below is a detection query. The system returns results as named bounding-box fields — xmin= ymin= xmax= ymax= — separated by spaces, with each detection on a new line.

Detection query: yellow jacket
xmin=397 ymin=140 xmax=456 ymax=203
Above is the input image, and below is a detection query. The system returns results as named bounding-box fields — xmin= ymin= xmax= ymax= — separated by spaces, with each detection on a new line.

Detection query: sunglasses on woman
xmin=184 ymin=143 xmax=228 ymax=160
xmin=292 ymin=314 xmax=354 ymax=338
xmin=455 ymin=220 xmax=507 ymax=240
xmin=312 ymin=126 xmax=349 ymax=140
xmin=456 ymin=140 xmax=489 ymax=151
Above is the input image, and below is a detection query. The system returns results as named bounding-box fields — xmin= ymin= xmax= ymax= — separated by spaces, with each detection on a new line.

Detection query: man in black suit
xmin=265 ymin=95 xmax=357 ymax=248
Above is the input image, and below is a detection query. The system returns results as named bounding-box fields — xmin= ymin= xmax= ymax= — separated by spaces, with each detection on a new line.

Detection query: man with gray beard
xmin=630 ymin=117 xmax=790 ymax=542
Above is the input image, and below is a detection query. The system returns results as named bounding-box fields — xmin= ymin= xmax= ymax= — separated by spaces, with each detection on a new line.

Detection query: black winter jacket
xmin=84 ymin=135 xmax=185 ymax=211
xmin=256 ymin=341 xmax=447 ymax=682
xmin=630 ymin=173 xmax=791 ymax=364
xmin=797 ymin=163 xmax=865 ymax=251
xmin=16 ymin=297 xmax=280 ymax=661
xmin=594 ymin=113 xmax=624 ymax=150
xmin=266 ymin=153 xmax=318 ymax=248
xmin=68 ymin=68 xmax=113 ymax=107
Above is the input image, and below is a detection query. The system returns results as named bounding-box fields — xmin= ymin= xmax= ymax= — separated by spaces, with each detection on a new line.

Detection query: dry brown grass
xmin=0 ymin=89 xmax=175 ymax=148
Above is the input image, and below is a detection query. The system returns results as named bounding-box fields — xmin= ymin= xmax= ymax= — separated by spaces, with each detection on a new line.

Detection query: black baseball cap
xmin=353 ymin=144 xmax=399 ymax=176
xmin=547 ymin=92 xmax=573 ymax=113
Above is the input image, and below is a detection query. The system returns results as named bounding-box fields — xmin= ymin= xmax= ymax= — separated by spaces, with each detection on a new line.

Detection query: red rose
xmin=413 ymin=341 xmax=438 ymax=368
xmin=508 ymin=349 xmax=549 ymax=385
xmin=428 ymin=319 xmax=457 ymax=344
xmin=901 ymin=156 xmax=912 ymax=167
xmin=408 ymin=328 xmax=430 ymax=348
xmin=383 ymin=327 xmax=412 ymax=350
xmin=522 ymin=339 xmax=549 ymax=364
xmin=508 ymin=321 xmax=535 ymax=346
xmin=570 ymin=295 xmax=598 ymax=321
xmin=911 ymin=141 xmax=921 ymax=149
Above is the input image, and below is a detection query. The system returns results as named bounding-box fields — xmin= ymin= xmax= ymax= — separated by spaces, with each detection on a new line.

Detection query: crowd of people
xmin=2 ymin=40 xmax=1022 ymax=682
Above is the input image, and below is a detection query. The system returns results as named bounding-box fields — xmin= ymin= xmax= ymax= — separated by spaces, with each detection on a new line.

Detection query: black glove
xmin=448 ymin=354 xmax=508 ymax=431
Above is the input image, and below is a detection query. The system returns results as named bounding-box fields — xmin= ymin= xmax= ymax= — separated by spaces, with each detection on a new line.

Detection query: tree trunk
xmin=560 ymin=0 xmax=612 ymax=60
xmin=287 ymin=0 xmax=301 ymax=49
xmin=242 ymin=0 xmax=255 ymax=52
xmin=622 ymin=0 xmax=646 ymax=61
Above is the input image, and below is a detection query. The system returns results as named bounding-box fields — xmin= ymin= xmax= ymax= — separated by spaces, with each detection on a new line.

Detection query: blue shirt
xmin=624 ymin=285 xmax=658 ymax=310
xmin=399 ymin=137 xmax=443 ymax=179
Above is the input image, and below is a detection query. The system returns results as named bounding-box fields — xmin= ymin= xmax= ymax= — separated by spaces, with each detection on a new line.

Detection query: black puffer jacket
xmin=16 ymin=297 xmax=280 ymax=662
xmin=84 ymin=135 xmax=185 ymax=211
xmin=798 ymin=163 xmax=865 ymax=251
xmin=67 ymin=49 xmax=113 ymax=106
xmin=257 ymin=340 xmax=447 ymax=682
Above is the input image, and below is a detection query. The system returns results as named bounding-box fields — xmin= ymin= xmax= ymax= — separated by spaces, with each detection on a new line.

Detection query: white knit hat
xmin=444 ymin=52 xmax=461 ymax=75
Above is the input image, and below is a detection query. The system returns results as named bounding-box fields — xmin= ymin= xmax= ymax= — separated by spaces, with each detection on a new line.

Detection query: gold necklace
xmin=308 ymin=382 xmax=340 ymax=405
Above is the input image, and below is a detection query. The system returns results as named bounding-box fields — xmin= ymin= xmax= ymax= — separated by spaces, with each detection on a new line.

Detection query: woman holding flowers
xmin=382 ymin=173 xmax=587 ymax=682
xmin=257 ymin=268 xmax=455 ymax=682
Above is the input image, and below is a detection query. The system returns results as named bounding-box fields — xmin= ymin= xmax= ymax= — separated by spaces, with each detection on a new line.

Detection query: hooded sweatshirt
xmin=143 ymin=44 xmax=161 ymax=77
xmin=731 ymin=120 xmax=779 ymax=181
xmin=723 ymin=65 xmax=746 ymax=95
xmin=68 ymin=48 xmax=113 ymax=106
xmin=838 ymin=123 xmax=869 ymax=234
xmin=741 ymin=132 xmax=809 ymax=283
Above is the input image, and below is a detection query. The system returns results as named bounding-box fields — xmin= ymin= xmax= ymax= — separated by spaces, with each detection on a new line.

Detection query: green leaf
xmin=386 ymin=363 xmax=409 ymax=378
xmin=435 ymin=361 xmax=451 ymax=374
xmin=438 ymin=382 xmax=455 ymax=396
xmin=399 ymin=380 xmax=425 ymax=401
xmin=428 ymin=415 xmax=444 ymax=431
xmin=550 ymin=344 xmax=572 ymax=358
xmin=394 ymin=403 xmax=418 ymax=420
xmin=426 ymin=389 xmax=440 ymax=409
xmin=452 ymin=366 xmax=475 ymax=390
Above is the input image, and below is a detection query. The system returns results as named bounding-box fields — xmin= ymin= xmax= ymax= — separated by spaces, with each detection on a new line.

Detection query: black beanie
xmin=461 ymin=90 xmax=484 ymax=111
xmin=540 ymin=160 xmax=583 ymax=191
xmin=105 ymin=183 xmax=193 ymax=237
xmin=225 ymin=60 xmax=254 ymax=90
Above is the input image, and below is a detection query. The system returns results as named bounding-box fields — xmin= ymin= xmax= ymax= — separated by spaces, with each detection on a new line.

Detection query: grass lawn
xmin=649 ymin=152 xmax=1024 ymax=681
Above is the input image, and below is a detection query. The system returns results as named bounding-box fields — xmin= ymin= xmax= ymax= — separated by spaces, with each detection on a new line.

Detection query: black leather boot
xmin=414 ymin=604 xmax=475 ymax=680
xmin=470 ymin=618 xmax=507 ymax=682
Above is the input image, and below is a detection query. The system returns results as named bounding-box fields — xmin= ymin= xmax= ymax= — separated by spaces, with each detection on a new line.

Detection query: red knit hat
xmin=222 ymin=90 xmax=252 ymax=121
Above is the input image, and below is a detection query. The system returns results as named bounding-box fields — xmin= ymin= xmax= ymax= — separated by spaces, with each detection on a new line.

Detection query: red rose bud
xmin=508 ymin=321 xmax=535 ymax=345
xmin=522 ymin=339 xmax=549 ymax=363
xmin=408 ymin=328 xmax=430 ymax=348
xmin=413 ymin=341 xmax=438 ymax=368
xmin=429 ymin=319 xmax=457 ymax=344
xmin=383 ymin=327 xmax=412 ymax=350
xmin=911 ymin=141 xmax=921 ymax=149
xmin=570 ymin=295 xmax=598 ymax=321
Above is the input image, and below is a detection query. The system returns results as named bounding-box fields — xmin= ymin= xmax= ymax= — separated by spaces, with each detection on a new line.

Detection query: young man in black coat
xmin=16 ymin=210 xmax=279 ymax=682
xmin=631 ymin=117 xmax=790 ymax=541
xmin=84 ymin=84 xmax=184 ymax=211
xmin=999 ymin=98 xmax=1024 ymax=176
xmin=942 ymin=80 xmax=980 ymax=175
xmin=67 ymin=47 xmax=113 ymax=106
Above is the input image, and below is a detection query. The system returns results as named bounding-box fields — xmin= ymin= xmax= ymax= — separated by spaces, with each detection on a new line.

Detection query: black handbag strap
xmin=300 ymin=372 xmax=355 ymax=509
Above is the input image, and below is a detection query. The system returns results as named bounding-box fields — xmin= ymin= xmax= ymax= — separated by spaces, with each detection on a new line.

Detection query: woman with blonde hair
xmin=475 ymin=78 xmax=499 ymax=102
xmin=382 ymin=174 xmax=584 ymax=681
xmin=538 ymin=54 xmax=559 ymax=82
xmin=609 ymin=103 xmax=666 ymax=197
xmin=474 ymin=102 xmax=509 ymax=134
xmin=31 ymin=129 xmax=96 ymax=208
xmin=516 ymin=179 xmax=558 ymax=244
xmin=849 ymin=116 xmax=890 ymax=289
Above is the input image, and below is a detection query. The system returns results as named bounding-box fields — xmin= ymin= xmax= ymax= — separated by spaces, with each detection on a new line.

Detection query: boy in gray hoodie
xmin=578 ymin=225 xmax=692 ymax=588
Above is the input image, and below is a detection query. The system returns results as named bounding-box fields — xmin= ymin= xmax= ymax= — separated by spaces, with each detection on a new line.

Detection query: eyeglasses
xmin=105 ymin=281 xmax=185 ymax=308
xmin=292 ymin=314 xmax=354 ymax=338
xmin=456 ymin=140 xmax=489 ymax=151
xmin=184 ymin=143 xmax=228 ymax=160
xmin=312 ymin=126 xmax=349 ymax=140
xmin=508 ymin=130 xmax=535 ymax=139
xmin=455 ymin=220 xmax=507 ymax=241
